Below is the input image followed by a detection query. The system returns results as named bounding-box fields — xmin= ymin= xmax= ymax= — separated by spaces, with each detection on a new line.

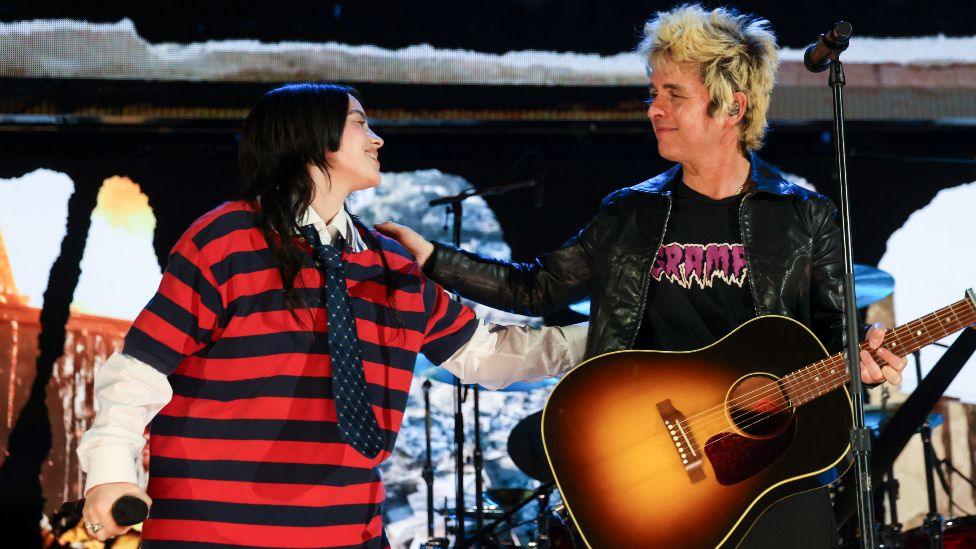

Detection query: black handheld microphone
xmin=59 ymin=495 xmax=149 ymax=527
xmin=803 ymin=21 xmax=853 ymax=73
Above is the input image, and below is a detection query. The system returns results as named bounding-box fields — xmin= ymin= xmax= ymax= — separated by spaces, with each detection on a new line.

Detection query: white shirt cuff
xmin=83 ymin=444 xmax=140 ymax=495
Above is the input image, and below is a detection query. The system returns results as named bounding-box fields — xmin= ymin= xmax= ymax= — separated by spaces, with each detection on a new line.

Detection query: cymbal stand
xmin=533 ymin=488 xmax=551 ymax=549
xmin=879 ymin=384 xmax=903 ymax=545
xmin=422 ymin=379 xmax=449 ymax=548
xmin=915 ymin=351 xmax=944 ymax=549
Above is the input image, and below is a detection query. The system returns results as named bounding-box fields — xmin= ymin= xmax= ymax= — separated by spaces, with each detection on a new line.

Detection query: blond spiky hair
xmin=637 ymin=4 xmax=778 ymax=152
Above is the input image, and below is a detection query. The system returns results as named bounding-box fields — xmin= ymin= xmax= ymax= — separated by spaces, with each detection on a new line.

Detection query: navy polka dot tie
xmin=300 ymin=225 xmax=384 ymax=458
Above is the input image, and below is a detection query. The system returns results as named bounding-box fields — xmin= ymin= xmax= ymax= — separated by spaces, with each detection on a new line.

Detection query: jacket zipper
xmin=628 ymin=194 xmax=672 ymax=349
xmin=738 ymin=191 xmax=761 ymax=316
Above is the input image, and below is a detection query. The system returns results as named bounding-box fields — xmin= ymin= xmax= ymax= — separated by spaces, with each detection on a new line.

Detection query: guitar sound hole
xmin=727 ymin=374 xmax=793 ymax=438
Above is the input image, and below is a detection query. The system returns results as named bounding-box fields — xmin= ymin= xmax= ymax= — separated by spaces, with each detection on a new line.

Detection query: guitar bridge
xmin=657 ymin=399 xmax=705 ymax=483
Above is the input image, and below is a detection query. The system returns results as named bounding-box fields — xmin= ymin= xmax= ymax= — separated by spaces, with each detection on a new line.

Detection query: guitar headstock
xmin=967 ymin=288 xmax=976 ymax=316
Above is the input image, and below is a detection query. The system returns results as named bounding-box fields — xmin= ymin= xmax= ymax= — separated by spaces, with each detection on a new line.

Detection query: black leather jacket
xmin=425 ymin=153 xmax=845 ymax=359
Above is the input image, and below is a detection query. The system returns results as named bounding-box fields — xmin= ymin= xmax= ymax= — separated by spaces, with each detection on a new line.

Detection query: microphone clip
xmin=804 ymin=21 xmax=853 ymax=73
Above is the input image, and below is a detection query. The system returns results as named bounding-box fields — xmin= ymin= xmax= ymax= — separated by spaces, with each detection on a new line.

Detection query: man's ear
xmin=729 ymin=92 xmax=748 ymax=125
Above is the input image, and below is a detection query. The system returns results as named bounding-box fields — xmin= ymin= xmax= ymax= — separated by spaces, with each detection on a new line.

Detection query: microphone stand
xmin=807 ymin=22 xmax=878 ymax=548
xmin=422 ymin=379 xmax=449 ymax=547
xmin=429 ymin=177 xmax=539 ymax=547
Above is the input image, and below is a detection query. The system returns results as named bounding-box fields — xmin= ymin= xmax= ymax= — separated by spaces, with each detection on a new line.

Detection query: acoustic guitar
xmin=542 ymin=290 xmax=976 ymax=548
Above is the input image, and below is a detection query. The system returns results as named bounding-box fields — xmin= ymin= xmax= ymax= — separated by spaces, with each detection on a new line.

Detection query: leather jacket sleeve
xmin=809 ymin=198 xmax=846 ymax=354
xmin=423 ymin=205 xmax=618 ymax=317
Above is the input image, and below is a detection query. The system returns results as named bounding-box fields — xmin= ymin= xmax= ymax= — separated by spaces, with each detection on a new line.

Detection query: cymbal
xmin=567 ymin=263 xmax=895 ymax=317
xmin=569 ymin=299 xmax=590 ymax=316
xmin=415 ymin=356 xmax=558 ymax=392
xmin=863 ymin=402 xmax=944 ymax=434
xmin=507 ymin=410 xmax=554 ymax=483
xmin=852 ymin=264 xmax=895 ymax=308
xmin=485 ymin=488 xmax=535 ymax=511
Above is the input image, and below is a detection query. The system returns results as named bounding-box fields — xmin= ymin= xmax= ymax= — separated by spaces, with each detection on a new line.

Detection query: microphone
xmin=59 ymin=495 xmax=150 ymax=527
xmin=803 ymin=21 xmax=853 ymax=73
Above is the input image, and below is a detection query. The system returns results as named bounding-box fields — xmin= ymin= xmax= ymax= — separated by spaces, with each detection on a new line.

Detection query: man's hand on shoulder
xmin=375 ymin=222 xmax=435 ymax=267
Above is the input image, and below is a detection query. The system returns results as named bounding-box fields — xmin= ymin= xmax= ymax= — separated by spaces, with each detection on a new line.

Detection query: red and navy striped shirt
xmin=123 ymin=201 xmax=478 ymax=548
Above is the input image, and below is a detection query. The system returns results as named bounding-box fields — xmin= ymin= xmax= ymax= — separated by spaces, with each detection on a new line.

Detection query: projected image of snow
xmin=879 ymin=181 xmax=976 ymax=404
xmin=0 ymin=169 xmax=73 ymax=308
xmin=3 ymin=19 xmax=975 ymax=85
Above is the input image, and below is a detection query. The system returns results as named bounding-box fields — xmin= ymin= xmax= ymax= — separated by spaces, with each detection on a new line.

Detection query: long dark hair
xmin=238 ymin=83 xmax=399 ymax=320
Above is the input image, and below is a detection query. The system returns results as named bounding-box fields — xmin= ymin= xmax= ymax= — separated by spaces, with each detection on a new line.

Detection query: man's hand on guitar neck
xmin=859 ymin=323 xmax=909 ymax=386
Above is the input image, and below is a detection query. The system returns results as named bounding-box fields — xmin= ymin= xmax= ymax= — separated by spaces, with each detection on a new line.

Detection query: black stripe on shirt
xmin=167 ymin=375 xmax=410 ymax=410
xmin=211 ymin=248 xmax=278 ymax=286
xmin=344 ymin=263 xmax=421 ymax=294
xmin=191 ymin=209 xmax=259 ymax=250
xmin=148 ymin=455 xmax=381 ymax=486
xmin=149 ymin=499 xmax=380 ymax=528
xmin=123 ymin=327 xmax=186 ymax=375
xmin=167 ymin=252 xmax=224 ymax=318
xmin=144 ymin=292 xmax=215 ymax=346
xmin=421 ymin=317 xmax=479 ymax=365
xmin=428 ymin=298 xmax=469 ymax=337
xmin=201 ymin=332 xmax=418 ymax=371
xmin=226 ymin=288 xmax=425 ymax=330
xmin=151 ymin=416 xmax=398 ymax=450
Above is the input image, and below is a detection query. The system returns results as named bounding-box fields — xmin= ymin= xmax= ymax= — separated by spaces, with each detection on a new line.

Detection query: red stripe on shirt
xmin=198 ymin=226 xmax=268 ymax=258
xmin=226 ymin=308 xmax=323 ymax=337
xmin=142 ymin=514 xmax=383 ymax=548
xmin=147 ymin=477 xmax=385 ymax=507
xmin=161 ymin=397 xmax=404 ymax=431
xmin=178 ymin=353 xmax=326 ymax=381
xmin=149 ymin=435 xmax=391 ymax=468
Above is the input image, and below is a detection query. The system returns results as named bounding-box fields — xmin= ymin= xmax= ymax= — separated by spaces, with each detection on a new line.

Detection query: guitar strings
xmin=684 ymin=307 xmax=973 ymax=442
xmin=678 ymin=303 xmax=972 ymax=431
xmin=685 ymin=310 xmax=976 ymax=451
xmin=672 ymin=307 xmax=975 ymax=447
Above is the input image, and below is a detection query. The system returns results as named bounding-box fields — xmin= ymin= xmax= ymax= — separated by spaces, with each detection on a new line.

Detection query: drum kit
xmin=413 ymin=360 xmax=579 ymax=549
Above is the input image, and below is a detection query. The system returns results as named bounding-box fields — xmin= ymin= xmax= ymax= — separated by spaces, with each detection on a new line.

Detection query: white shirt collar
xmin=298 ymin=205 xmax=368 ymax=253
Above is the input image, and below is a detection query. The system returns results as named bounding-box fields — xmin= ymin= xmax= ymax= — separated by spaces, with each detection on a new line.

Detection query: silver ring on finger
xmin=86 ymin=522 xmax=103 ymax=534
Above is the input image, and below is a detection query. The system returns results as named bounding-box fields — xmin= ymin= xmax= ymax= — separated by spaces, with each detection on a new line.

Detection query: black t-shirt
xmin=632 ymin=178 xmax=838 ymax=548
xmin=634 ymin=178 xmax=755 ymax=351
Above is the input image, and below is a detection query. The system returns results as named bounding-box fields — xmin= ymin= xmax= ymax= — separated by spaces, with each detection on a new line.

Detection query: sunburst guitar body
xmin=542 ymin=293 xmax=976 ymax=548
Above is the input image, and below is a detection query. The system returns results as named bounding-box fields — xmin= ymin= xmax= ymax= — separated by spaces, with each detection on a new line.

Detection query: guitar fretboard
xmin=781 ymin=297 xmax=976 ymax=407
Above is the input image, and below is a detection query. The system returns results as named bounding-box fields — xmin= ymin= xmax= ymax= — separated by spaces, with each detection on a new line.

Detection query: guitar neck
xmin=781 ymin=295 xmax=976 ymax=407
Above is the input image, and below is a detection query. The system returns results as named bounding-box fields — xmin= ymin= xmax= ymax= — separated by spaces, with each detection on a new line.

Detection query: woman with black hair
xmin=77 ymin=83 xmax=586 ymax=548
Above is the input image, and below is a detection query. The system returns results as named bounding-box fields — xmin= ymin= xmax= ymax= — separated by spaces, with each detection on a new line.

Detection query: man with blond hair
xmin=379 ymin=4 xmax=907 ymax=546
